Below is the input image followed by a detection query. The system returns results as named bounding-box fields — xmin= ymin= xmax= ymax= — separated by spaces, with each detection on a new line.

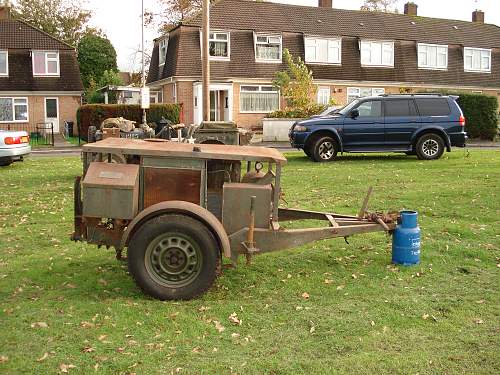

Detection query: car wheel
xmin=0 ymin=160 xmax=12 ymax=167
xmin=312 ymin=136 xmax=338 ymax=162
xmin=128 ymin=214 xmax=219 ymax=300
xmin=416 ymin=134 xmax=445 ymax=160
xmin=303 ymin=147 xmax=312 ymax=158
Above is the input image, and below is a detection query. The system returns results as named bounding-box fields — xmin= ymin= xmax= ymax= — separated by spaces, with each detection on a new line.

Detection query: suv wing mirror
xmin=350 ymin=109 xmax=359 ymax=119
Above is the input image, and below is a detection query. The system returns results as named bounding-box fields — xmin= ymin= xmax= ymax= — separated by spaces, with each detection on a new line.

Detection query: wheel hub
xmin=422 ymin=139 xmax=439 ymax=157
xmin=319 ymin=141 xmax=334 ymax=159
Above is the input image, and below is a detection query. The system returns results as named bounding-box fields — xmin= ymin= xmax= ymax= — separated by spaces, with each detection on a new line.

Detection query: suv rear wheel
xmin=415 ymin=133 xmax=445 ymax=160
xmin=312 ymin=136 xmax=338 ymax=162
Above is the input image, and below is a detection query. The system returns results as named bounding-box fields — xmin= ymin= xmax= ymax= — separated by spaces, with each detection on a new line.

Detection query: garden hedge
xmin=456 ymin=94 xmax=498 ymax=140
xmin=77 ymin=103 xmax=182 ymax=140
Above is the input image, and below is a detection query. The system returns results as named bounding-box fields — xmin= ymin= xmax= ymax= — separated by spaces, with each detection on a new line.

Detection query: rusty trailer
xmin=72 ymin=138 xmax=396 ymax=300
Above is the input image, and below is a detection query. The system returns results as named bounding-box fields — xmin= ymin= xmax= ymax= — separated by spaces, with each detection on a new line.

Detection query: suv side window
xmin=385 ymin=99 xmax=418 ymax=117
xmin=415 ymin=98 xmax=450 ymax=116
xmin=355 ymin=100 xmax=382 ymax=117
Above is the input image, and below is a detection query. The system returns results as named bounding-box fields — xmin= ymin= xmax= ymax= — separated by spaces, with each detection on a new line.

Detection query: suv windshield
xmin=338 ymin=99 xmax=361 ymax=116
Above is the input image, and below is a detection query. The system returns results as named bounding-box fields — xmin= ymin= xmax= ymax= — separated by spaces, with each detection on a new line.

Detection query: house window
xmin=159 ymin=37 xmax=168 ymax=66
xmin=123 ymin=91 xmax=133 ymax=99
xmin=255 ymin=34 xmax=282 ymax=62
xmin=240 ymin=85 xmax=279 ymax=113
xmin=360 ymin=41 xmax=394 ymax=67
xmin=32 ymin=51 xmax=60 ymax=76
xmin=0 ymin=97 xmax=29 ymax=123
xmin=418 ymin=43 xmax=448 ymax=70
xmin=0 ymin=51 xmax=8 ymax=76
xmin=317 ymin=87 xmax=330 ymax=105
xmin=464 ymin=47 xmax=491 ymax=73
xmin=347 ymin=87 xmax=385 ymax=103
xmin=209 ymin=32 xmax=230 ymax=59
xmin=305 ymin=37 xmax=341 ymax=64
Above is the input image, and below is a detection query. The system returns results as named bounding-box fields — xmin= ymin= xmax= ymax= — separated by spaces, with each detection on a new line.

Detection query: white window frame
xmin=304 ymin=36 xmax=342 ymax=65
xmin=317 ymin=87 xmax=330 ymax=105
xmin=418 ymin=43 xmax=448 ymax=70
xmin=347 ymin=87 xmax=385 ymax=103
xmin=464 ymin=47 xmax=491 ymax=73
xmin=0 ymin=97 xmax=29 ymax=123
xmin=158 ymin=37 xmax=169 ymax=66
xmin=0 ymin=51 xmax=8 ymax=76
xmin=254 ymin=33 xmax=282 ymax=63
xmin=239 ymin=85 xmax=280 ymax=114
xmin=360 ymin=40 xmax=394 ymax=68
xmin=200 ymin=30 xmax=231 ymax=61
xmin=32 ymin=50 xmax=60 ymax=76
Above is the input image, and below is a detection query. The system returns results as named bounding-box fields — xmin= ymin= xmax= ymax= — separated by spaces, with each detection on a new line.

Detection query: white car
xmin=0 ymin=130 xmax=31 ymax=166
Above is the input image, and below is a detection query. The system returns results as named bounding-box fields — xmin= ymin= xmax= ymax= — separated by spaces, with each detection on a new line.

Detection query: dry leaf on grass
xmin=324 ymin=279 xmax=334 ymax=284
xmin=213 ymin=320 xmax=225 ymax=333
xmin=37 ymin=352 xmax=49 ymax=362
xmin=0 ymin=355 xmax=8 ymax=363
xmin=228 ymin=313 xmax=242 ymax=325
xmin=59 ymin=363 xmax=76 ymax=373
xmin=31 ymin=322 xmax=48 ymax=328
xmin=301 ymin=292 xmax=310 ymax=299
xmin=474 ymin=319 xmax=484 ymax=324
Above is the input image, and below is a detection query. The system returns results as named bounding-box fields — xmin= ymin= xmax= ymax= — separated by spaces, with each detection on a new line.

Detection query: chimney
xmin=472 ymin=10 xmax=484 ymax=23
xmin=404 ymin=2 xmax=418 ymax=16
xmin=0 ymin=5 xmax=11 ymax=20
xmin=318 ymin=0 xmax=332 ymax=8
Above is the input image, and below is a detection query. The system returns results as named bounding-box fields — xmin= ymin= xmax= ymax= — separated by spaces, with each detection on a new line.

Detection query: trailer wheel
xmin=312 ymin=136 xmax=338 ymax=162
xmin=127 ymin=214 xmax=219 ymax=300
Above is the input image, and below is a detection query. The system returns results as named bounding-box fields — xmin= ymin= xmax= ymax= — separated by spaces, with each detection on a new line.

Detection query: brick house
xmin=0 ymin=6 xmax=83 ymax=134
xmin=146 ymin=0 xmax=500 ymax=128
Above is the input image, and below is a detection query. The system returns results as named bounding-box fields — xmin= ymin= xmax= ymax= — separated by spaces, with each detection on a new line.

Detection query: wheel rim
xmin=318 ymin=141 xmax=335 ymax=160
xmin=422 ymin=139 xmax=439 ymax=157
xmin=144 ymin=232 xmax=202 ymax=288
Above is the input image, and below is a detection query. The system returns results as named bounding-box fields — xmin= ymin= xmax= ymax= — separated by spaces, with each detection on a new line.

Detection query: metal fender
xmin=412 ymin=127 xmax=452 ymax=151
xmin=305 ymin=128 xmax=344 ymax=152
xmin=120 ymin=201 xmax=231 ymax=258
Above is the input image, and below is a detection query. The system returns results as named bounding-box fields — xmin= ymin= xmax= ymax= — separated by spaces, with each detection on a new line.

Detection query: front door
xmin=209 ymin=91 xmax=219 ymax=121
xmin=45 ymin=98 xmax=59 ymax=133
xmin=342 ymin=99 xmax=384 ymax=150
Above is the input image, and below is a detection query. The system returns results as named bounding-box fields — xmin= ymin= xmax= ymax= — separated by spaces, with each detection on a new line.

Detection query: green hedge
xmin=456 ymin=94 xmax=498 ymax=140
xmin=76 ymin=104 xmax=182 ymax=140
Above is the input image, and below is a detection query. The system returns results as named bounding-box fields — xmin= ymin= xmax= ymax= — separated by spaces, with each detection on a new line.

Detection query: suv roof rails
xmin=381 ymin=93 xmax=443 ymax=97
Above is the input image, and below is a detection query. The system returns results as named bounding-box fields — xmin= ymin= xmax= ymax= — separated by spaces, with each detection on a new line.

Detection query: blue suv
xmin=289 ymin=94 xmax=467 ymax=161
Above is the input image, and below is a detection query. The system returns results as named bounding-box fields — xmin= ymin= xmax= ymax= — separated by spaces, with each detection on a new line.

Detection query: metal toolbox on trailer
xmin=82 ymin=162 xmax=139 ymax=219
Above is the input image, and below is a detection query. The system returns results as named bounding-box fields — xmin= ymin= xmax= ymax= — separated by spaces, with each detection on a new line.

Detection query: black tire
xmin=303 ymin=147 xmax=312 ymax=158
xmin=0 ymin=160 xmax=12 ymax=167
xmin=311 ymin=136 xmax=338 ymax=162
xmin=128 ymin=214 xmax=219 ymax=300
xmin=415 ymin=133 xmax=445 ymax=160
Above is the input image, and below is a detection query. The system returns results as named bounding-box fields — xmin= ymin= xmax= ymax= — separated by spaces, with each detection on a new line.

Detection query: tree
xmin=360 ymin=0 xmax=399 ymax=12
xmin=85 ymin=70 xmax=124 ymax=104
xmin=147 ymin=0 xmax=213 ymax=33
xmin=77 ymin=34 xmax=118 ymax=89
xmin=11 ymin=0 xmax=96 ymax=47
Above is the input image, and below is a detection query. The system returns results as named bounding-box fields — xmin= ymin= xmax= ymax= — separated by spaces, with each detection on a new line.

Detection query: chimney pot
xmin=0 ymin=5 xmax=11 ymax=20
xmin=404 ymin=2 xmax=418 ymax=16
xmin=318 ymin=0 xmax=332 ymax=8
xmin=472 ymin=10 xmax=484 ymax=23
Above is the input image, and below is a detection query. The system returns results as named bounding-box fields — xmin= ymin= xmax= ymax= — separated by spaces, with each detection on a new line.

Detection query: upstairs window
xmin=0 ymin=51 xmax=8 ymax=76
xmin=158 ymin=37 xmax=168 ymax=66
xmin=418 ymin=43 xmax=448 ymax=70
xmin=360 ymin=40 xmax=394 ymax=67
xmin=305 ymin=37 xmax=341 ymax=64
xmin=32 ymin=51 xmax=59 ymax=76
xmin=254 ymin=34 xmax=282 ymax=62
xmin=464 ymin=47 xmax=491 ymax=73
xmin=209 ymin=32 xmax=230 ymax=59
xmin=240 ymin=85 xmax=279 ymax=113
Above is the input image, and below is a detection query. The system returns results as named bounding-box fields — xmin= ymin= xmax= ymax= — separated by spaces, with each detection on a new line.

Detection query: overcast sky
xmin=85 ymin=0 xmax=500 ymax=72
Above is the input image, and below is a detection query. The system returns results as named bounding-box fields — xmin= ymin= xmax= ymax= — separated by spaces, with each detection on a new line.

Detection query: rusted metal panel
xmin=82 ymin=162 xmax=139 ymax=219
xmin=82 ymin=138 xmax=287 ymax=164
xmin=143 ymin=167 xmax=201 ymax=208
xmin=222 ymin=183 xmax=272 ymax=235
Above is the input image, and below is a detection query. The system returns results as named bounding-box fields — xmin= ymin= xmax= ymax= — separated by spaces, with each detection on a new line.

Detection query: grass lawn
xmin=0 ymin=150 xmax=499 ymax=374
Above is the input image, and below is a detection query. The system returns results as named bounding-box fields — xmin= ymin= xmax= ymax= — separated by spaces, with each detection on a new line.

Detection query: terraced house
xmin=146 ymin=0 xmax=500 ymax=128
xmin=0 ymin=5 xmax=83 ymax=134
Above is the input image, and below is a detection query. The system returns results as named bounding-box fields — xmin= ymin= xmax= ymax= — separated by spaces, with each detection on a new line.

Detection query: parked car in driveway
xmin=289 ymin=94 xmax=467 ymax=161
xmin=0 ymin=130 xmax=31 ymax=166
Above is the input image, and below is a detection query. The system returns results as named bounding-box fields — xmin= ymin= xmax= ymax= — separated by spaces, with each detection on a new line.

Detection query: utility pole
xmin=141 ymin=0 xmax=148 ymax=125
xmin=202 ymin=0 xmax=210 ymax=122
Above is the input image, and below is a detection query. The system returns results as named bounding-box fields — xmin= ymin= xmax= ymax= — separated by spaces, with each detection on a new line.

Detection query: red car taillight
xmin=4 ymin=135 xmax=29 ymax=145
xmin=459 ymin=115 xmax=466 ymax=127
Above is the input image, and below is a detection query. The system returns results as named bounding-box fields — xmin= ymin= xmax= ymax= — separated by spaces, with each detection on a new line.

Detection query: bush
xmin=77 ymin=103 xmax=182 ymax=140
xmin=268 ymin=104 xmax=326 ymax=119
xmin=456 ymin=94 xmax=498 ymax=140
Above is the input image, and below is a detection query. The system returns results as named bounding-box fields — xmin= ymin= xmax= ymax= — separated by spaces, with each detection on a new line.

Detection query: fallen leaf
xmin=198 ymin=306 xmax=210 ymax=312
xmin=301 ymin=292 xmax=310 ymax=299
xmin=474 ymin=319 xmax=484 ymax=324
xmin=31 ymin=322 xmax=48 ymax=328
xmin=422 ymin=314 xmax=429 ymax=320
xmin=231 ymin=333 xmax=240 ymax=338
xmin=370 ymin=320 xmax=375 ymax=326
xmin=59 ymin=363 xmax=76 ymax=373
xmin=351 ymin=274 xmax=357 ymax=279
xmin=98 ymin=279 xmax=108 ymax=286
xmin=228 ymin=312 xmax=242 ymax=325
xmin=213 ymin=320 xmax=225 ymax=333
xmin=98 ymin=335 xmax=107 ymax=342
xmin=336 ymin=285 xmax=345 ymax=290
xmin=80 ymin=321 xmax=94 ymax=329
xmin=309 ymin=321 xmax=315 ymax=334
xmin=0 ymin=355 xmax=8 ymax=363
xmin=82 ymin=346 xmax=95 ymax=353
xmin=191 ymin=347 xmax=202 ymax=353
xmin=37 ymin=353 xmax=49 ymax=362
xmin=324 ymin=279 xmax=333 ymax=284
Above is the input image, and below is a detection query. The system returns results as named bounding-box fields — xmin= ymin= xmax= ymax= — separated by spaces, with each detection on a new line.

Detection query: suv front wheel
xmin=312 ymin=136 xmax=338 ymax=162
xmin=415 ymin=133 xmax=445 ymax=160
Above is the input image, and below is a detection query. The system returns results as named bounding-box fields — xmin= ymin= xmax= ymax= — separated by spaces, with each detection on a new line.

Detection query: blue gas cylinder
xmin=392 ymin=210 xmax=420 ymax=265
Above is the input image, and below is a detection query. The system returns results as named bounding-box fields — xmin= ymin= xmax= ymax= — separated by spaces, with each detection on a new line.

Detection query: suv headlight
xmin=294 ymin=125 xmax=308 ymax=132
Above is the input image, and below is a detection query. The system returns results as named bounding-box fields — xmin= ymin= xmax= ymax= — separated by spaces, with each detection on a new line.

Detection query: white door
xmin=45 ymin=97 xmax=59 ymax=133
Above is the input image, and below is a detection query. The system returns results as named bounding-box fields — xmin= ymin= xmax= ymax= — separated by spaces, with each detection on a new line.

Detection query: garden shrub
xmin=456 ymin=94 xmax=498 ymax=140
xmin=77 ymin=103 xmax=181 ymax=140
